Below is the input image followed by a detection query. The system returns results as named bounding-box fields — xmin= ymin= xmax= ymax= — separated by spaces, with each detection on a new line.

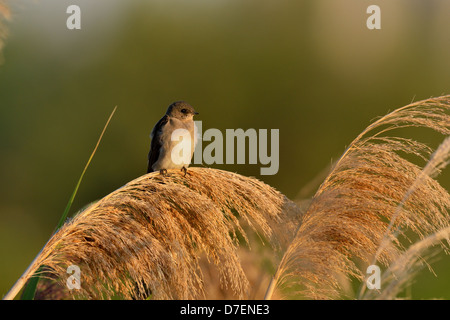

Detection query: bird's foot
xmin=181 ymin=166 xmax=187 ymax=177
xmin=159 ymin=169 xmax=168 ymax=175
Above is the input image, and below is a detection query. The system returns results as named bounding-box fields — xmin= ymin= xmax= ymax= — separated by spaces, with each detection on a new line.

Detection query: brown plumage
xmin=147 ymin=101 xmax=199 ymax=174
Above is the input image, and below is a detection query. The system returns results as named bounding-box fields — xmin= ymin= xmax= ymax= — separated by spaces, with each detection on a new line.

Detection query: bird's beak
xmin=194 ymin=111 xmax=199 ymax=115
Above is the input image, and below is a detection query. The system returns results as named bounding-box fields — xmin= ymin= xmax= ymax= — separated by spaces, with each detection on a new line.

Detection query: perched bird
xmin=147 ymin=101 xmax=199 ymax=175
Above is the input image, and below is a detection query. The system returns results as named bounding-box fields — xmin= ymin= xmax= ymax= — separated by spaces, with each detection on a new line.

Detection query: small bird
xmin=147 ymin=101 xmax=199 ymax=175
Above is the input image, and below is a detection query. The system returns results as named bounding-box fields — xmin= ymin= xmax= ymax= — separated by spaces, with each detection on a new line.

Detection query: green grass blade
xmin=20 ymin=106 xmax=117 ymax=300
xmin=55 ymin=106 xmax=117 ymax=230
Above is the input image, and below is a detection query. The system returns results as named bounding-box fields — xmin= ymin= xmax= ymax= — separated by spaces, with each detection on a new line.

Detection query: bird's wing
xmin=147 ymin=115 xmax=169 ymax=173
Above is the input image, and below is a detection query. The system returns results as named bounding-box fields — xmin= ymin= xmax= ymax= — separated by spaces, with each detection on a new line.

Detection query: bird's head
xmin=166 ymin=101 xmax=199 ymax=121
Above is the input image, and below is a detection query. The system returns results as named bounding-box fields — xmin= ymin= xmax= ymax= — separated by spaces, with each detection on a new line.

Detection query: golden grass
xmin=362 ymin=226 xmax=450 ymax=300
xmin=4 ymin=96 xmax=450 ymax=300
xmin=8 ymin=168 xmax=298 ymax=300
xmin=265 ymin=95 xmax=450 ymax=299
xmin=0 ymin=0 xmax=10 ymax=60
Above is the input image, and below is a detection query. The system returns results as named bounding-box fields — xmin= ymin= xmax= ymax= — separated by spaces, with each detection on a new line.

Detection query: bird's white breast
xmin=152 ymin=117 xmax=197 ymax=171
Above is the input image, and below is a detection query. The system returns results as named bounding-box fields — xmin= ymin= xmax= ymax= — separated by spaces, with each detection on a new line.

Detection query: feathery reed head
xmin=26 ymin=168 xmax=297 ymax=299
xmin=269 ymin=95 xmax=450 ymax=299
xmin=362 ymin=225 xmax=450 ymax=300
xmin=0 ymin=0 xmax=10 ymax=61
xmin=7 ymin=96 xmax=450 ymax=301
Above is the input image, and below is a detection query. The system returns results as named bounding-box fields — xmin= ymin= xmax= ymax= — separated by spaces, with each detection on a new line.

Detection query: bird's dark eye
xmin=181 ymin=109 xmax=187 ymax=113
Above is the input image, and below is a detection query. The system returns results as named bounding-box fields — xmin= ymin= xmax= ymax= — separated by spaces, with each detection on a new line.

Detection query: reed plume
xmin=362 ymin=226 xmax=450 ymax=300
xmin=265 ymin=95 xmax=450 ymax=299
xmin=0 ymin=0 xmax=10 ymax=60
xmin=5 ymin=168 xmax=298 ymax=300
xmin=5 ymin=96 xmax=450 ymax=300
xmin=370 ymin=135 xmax=450 ymax=268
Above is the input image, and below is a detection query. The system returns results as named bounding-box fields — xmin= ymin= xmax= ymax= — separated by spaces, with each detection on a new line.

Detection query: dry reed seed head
xmin=422 ymin=136 xmax=450 ymax=178
xmin=0 ymin=1 xmax=10 ymax=46
xmin=33 ymin=275 xmax=72 ymax=300
xmin=271 ymin=95 xmax=450 ymax=299
xmin=0 ymin=0 xmax=10 ymax=19
xmin=199 ymin=245 xmax=280 ymax=299
xmin=30 ymin=167 xmax=295 ymax=299
xmin=362 ymin=226 xmax=450 ymax=300
xmin=0 ymin=0 xmax=9 ymax=42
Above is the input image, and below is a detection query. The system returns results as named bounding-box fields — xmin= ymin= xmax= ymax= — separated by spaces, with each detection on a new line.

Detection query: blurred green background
xmin=1 ymin=0 xmax=449 ymax=299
